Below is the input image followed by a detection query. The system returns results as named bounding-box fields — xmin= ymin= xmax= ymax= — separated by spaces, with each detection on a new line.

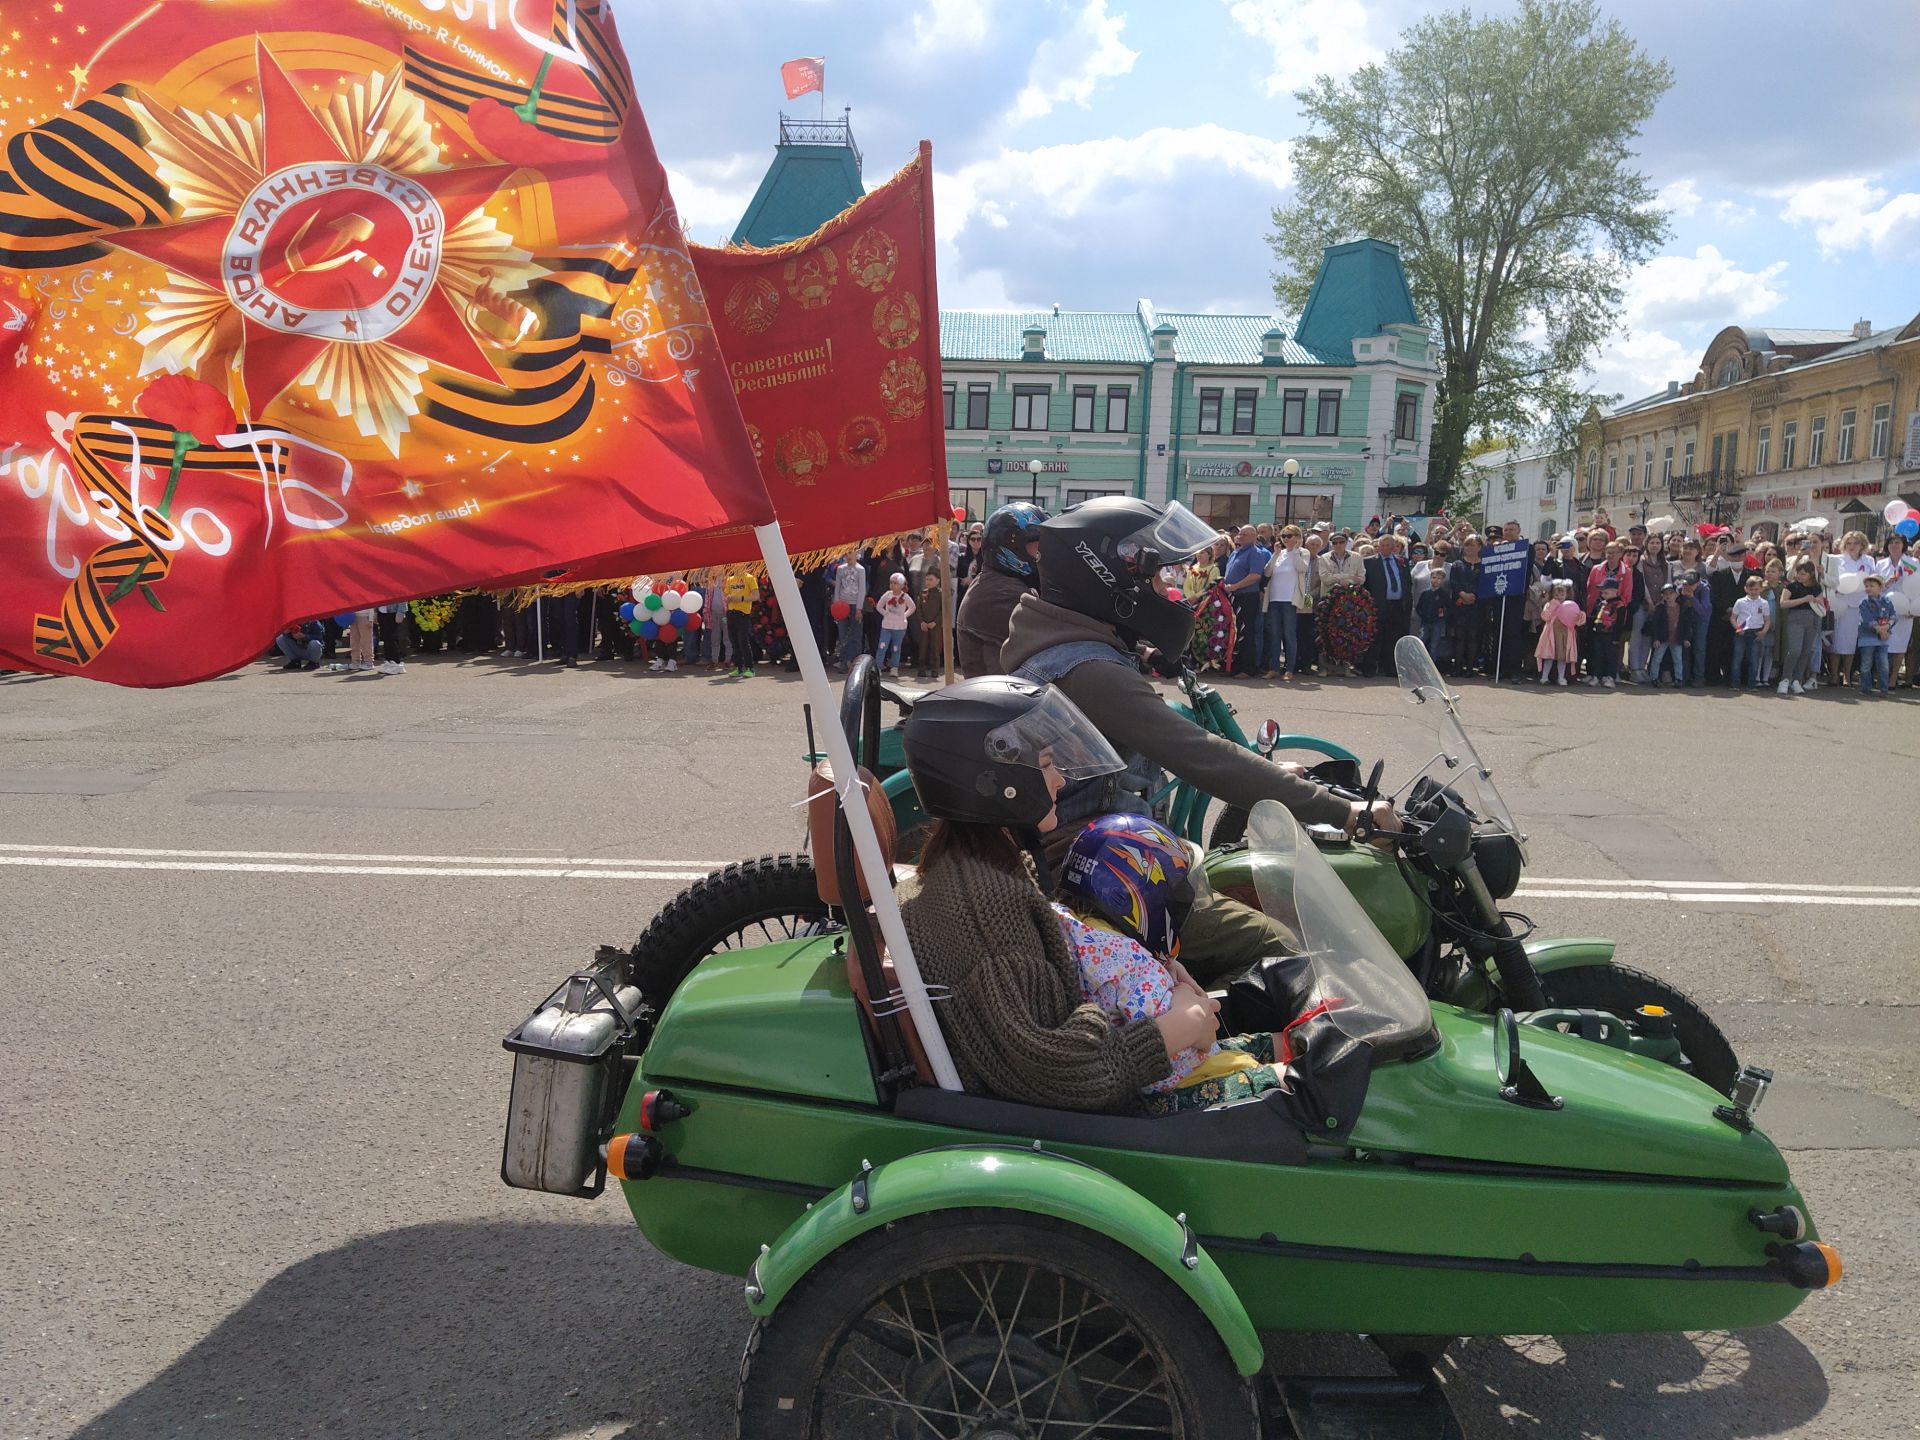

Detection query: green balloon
xmin=628 ymin=618 xmax=646 ymax=635
xmin=642 ymin=592 xmax=664 ymax=611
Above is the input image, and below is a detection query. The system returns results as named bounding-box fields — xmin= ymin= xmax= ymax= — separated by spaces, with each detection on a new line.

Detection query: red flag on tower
xmin=781 ymin=57 xmax=826 ymax=99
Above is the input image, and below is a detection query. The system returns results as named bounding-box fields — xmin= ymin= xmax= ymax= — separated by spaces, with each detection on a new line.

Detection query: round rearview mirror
xmin=1255 ymin=718 xmax=1281 ymax=753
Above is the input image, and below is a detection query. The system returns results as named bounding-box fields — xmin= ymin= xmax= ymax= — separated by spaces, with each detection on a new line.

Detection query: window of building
xmin=1682 ymin=441 xmax=1695 ymax=476
xmin=1808 ymin=415 xmax=1826 ymax=467
xmin=1395 ymin=392 xmax=1419 ymax=441
xmin=1232 ymin=387 xmax=1258 ymax=436
xmin=1838 ymin=407 xmax=1856 ymax=463
xmin=1725 ymin=431 xmax=1738 ymax=474
xmin=1871 ymin=402 xmax=1892 ymax=459
xmin=1065 ymin=486 xmax=1125 ymax=508
xmin=1106 ymin=385 xmax=1130 ymax=433
xmin=1585 ymin=449 xmax=1597 ymax=495
xmin=1070 ymin=385 xmax=1096 ymax=432
xmin=1781 ymin=420 xmax=1797 ymax=470
xmin=1661 ymin=445 xmax=1673 ymax=484
xmin=1189 ymin=491 xmax=1251 ymax=531
xmin=942 ymin=383 xmax=956 ymax=431
xmin=1643 ymin=451 xmax=1653 ymax=489
xmin=1606 ymin=456 xmax=1617 ymax=494
xmin=1011 ymin=384 xmax=1050 ymax=431
xmin=1718 ymin=357 xmax=1740 ymax=387
xmin=950 ymin=486 xmax=988 ymax=524
xmin=1275 ymin=492 xmax=1333 ymax=526
xmin=966 ymin=382 xmax=991 ymax=430
xmin=1624 ymin=451 xmax=1636 ymax=490
xmin=1755 ymin=425 xmax=1770 ymax=474
xmin=1316 ymin=389 xmax=1342 ymax=435
xmin=1280 ymin=389 xmax=1307 ymax=436
xmin=1546 ymin=472 xmax=1557 ymax=496
xmin=1710 ymin=435 xmax=1723 ymax=474
xmin=1197 ymin=387 xmax=1222 ymax=434
xmin=1503 ymin=475 xmax=1517 ymax=502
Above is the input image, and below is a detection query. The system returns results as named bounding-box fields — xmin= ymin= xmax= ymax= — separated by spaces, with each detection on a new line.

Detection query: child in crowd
xmin=874 ymin=571 xmax=916 ymax=675
xmin=1534 ymin=578 xmax=1582 ymax=686
xmin=1730 ymin=573 xmax=1772 ymax=689
xmin=1778 ymin=559 xmax=1825 ymax=695
xmin=1856 ymin=574 xmax=1895 ymax=697
xmin=915 ymin=570 xmax=945 ymax=680
xmin=1643 ymin=582 xmax=1688 ymax=685
xmin=1758 ymin=559 xmax=1787 ymax=688
xmin=345 ymin=608 xmax=375 ymax=672
xmin=1052 ymin=816 xmax=1283 ymax=1116
xmin=1584 ymin=572 xmax=1624 ymax=688
xmin=830 ymin=548 xmax=867 ymax=669
xmin=723 ymin=567 xmax=758 ymax=678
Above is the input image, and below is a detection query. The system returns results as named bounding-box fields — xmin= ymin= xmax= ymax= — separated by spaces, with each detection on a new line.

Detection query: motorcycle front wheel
xmin=1535 ymin=962 xmax=1741 ymax=1096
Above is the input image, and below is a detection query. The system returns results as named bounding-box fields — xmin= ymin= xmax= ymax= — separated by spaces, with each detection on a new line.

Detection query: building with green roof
xmin=731 ymin=113 xmax=865 ymax=248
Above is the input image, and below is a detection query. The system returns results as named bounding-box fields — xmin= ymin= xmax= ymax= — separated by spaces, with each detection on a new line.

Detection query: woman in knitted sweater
xmin=896 ymin=678 xmax=1219 ymax=1112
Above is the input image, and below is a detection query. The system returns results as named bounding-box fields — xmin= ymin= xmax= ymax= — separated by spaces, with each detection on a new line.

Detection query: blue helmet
xmin=983 ymin=501 xmax=1050 ymax=581
xmin=1059 ymin=814 xmax=1204 ymax=959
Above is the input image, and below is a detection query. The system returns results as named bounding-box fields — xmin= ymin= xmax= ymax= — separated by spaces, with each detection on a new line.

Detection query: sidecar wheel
xmin=629 ymin=854 xmax=835 ymax=1006
xmin=737 ymin=1211 xmax=1259 ymax=1440
xmin=1537 ymin=963 xmax=1741 ymax=1096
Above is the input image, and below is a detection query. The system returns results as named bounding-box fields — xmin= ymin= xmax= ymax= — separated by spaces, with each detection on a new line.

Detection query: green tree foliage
xmin=1269 ymin=0 xmax=1672 ymax=509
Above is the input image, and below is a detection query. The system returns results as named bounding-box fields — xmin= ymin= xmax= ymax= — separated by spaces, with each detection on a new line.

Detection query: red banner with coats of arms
xmin=689 ymin=143 xmax=951 ymax=567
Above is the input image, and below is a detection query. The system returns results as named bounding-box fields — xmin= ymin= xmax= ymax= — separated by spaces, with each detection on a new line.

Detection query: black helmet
xmin=982 ymin=501 xmax=1050 ymax=581
xmin=902 ymin=676 xmax=1123 ymax=828
xmin=1036 ymin=497 xmax=1217 ymax=657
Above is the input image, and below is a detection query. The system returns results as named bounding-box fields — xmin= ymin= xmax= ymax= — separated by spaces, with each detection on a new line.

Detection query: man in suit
xmin=1363 ymin=533 xmax=1413 ymax=676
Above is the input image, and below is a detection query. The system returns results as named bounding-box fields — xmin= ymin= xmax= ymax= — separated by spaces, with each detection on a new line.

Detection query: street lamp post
xmin=1027 ymin=458 xmax=1043 ymax=506
xmin=1281 ymin=457 xmax=1299 ymax=525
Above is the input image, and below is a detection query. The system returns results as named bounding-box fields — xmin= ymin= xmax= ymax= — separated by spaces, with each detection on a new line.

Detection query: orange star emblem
xmin=107 ymin=42 xmax=520 ymax=448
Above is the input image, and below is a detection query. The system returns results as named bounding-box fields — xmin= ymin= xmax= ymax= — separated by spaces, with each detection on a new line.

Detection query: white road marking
xmin=1517 ymin=887 xmax=1920 ymax=907
xmin=0 ymin=856 xmax=713 ymax=882
xmin=0 ymin=840 xmax=734 ymax=868
xmin=1525 ymin=876 xmax=1920 ymax=896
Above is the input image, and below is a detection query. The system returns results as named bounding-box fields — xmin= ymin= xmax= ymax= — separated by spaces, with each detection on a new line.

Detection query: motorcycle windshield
xmin=1394 ymin=636 xmax=1529 ymax=863
xmin=1246 ymin=800 xmax=1432 ymax=1053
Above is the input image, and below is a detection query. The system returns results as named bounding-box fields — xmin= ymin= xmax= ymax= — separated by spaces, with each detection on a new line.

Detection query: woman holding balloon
xmin=1826 ymin=531 xmax=1880 ymax=690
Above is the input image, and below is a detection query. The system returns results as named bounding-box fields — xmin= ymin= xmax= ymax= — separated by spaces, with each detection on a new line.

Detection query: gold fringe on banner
xmin=504 ymin=527 xmax=936 ymax=604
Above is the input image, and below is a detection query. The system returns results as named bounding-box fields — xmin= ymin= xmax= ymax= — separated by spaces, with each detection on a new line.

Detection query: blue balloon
xmin=1898 ymin=516 xmax=1919 ymax=541
xmin=618 ymin=600 xmax=637 ymax=622
xmin=333 ymin=613 xmax=356 ymax=629
xmin=639 ymin=620 xmax=659 ymax=639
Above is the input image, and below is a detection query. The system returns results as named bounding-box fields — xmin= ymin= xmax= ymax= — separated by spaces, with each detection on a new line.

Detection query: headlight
xmin=1472 ymin=832 xmax=1523 ymax=900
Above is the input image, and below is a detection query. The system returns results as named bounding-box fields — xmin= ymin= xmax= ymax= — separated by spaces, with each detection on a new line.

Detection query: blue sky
xmin=639 ymin=0 xmax=1920 ymax=406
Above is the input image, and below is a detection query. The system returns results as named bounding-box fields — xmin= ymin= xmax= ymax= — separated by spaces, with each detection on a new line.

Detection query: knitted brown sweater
xmin=897 ymin=847 xmax=1171 ymax=1112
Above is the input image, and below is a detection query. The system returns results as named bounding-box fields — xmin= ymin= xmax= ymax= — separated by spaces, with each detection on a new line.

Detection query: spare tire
xmin=629 ymin=854 xmax=835 ymax=1006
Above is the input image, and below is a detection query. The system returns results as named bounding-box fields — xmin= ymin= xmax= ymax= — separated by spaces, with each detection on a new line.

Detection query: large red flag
xmin=780 ymin=57 xmax=825 ymax=100
xmin=690 ymin=143 xmax=950 ymax=566
xmin=0 ymin=0 xmax=768 ymax=686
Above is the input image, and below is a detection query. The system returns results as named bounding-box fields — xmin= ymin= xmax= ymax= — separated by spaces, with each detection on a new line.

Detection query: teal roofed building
xmin=730 ymin=112 xmax=865 ymax=248
xmin=932 ymin=243 xmax=1439 ymax=531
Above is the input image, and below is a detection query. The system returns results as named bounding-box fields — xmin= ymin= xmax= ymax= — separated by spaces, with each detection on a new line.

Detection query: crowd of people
xmin=1172 ymin=507 xmax=1920 ymax=697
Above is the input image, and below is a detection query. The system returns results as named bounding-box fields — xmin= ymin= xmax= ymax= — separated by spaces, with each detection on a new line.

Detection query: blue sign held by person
xmin=1478 ymin=539 xmax=1531 ymax=599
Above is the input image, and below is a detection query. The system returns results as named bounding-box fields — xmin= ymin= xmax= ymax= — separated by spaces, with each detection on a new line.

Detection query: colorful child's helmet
xmin=1059 ymin=813 xmax=1205 ymax=959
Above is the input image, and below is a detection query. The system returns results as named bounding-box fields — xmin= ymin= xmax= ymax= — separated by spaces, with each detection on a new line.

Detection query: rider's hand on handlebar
xmin=1155 ymin=982 xmax=1220 ymax=1058
xmin=1345 ymin=799 xmax=1403 ymax=843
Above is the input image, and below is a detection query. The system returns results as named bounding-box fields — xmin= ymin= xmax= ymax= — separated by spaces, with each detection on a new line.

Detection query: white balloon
xmin=1884 ymin=499 xmax=1910 ymax=526
xmin=1836 ymin=570 xmax=1864 ymax=595
xmin=680 ymin=590 xmax=705 ymax=615
xmin=631 ymin=577 xmax=651 ymax=601
xmin=1890 ymin=590 xmax=1913 ymax=617
xmin=661 ymin=589 xmax=684 ymax=612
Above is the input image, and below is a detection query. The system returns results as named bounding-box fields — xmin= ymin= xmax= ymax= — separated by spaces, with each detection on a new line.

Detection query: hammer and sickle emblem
xmin=276 ymin=213 xmax=388 ymax=283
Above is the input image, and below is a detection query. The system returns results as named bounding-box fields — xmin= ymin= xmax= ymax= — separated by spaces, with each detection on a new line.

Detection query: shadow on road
xmin=73 ymin=1219 xmax=739 ymax=1440
xmin=74 ymin=1218 xmax=1829 ymax=1440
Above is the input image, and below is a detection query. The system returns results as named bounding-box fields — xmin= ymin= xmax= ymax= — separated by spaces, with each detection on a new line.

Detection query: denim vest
xmin=1014 ymin=640 xmax=1169 ymax=825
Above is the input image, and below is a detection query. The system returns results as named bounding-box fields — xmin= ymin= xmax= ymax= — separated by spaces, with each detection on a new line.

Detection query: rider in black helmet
xmin=1000 ymin=496 xmax=1398 ymax=985
xmin=955 ymin=501 xmax=1048 ymax=677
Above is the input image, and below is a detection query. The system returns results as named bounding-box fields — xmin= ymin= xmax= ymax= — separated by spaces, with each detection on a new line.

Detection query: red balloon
xmin=656 ymin=623 xmax=678 ymax=643
xmin=950 ymin=506 xmax=967 ymax=524
xmin=684 ymin=613 xmax=703 ymax=631
xmin=1166 ymin=587 xmax=1182 ymax=603
xmin=671 ymin=580 xmax=688 ymax=594
xmin=830 ymin=599 xmax=852 ymax=620
xmin=651 ymin=579 xmax=668 ymax=595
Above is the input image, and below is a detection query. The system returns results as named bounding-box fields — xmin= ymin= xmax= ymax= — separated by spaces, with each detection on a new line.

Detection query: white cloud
xmin=1224 ymin=0 xmax=1382 ymax=97
xmin=665 ymin=158 xmax=762 ymax=241
xmin=1776 ymin=175 xmax=1920 ymax=259
xmin=1711 ymin=198 xmax=1757 ymax=225
xmin=936 ymin=125 xmax=1293 ymax=244
xmin=1011 ymin=0 xmax=1139 ymax=123
xmin=1657 ymin=178 xmax=1700 ymax=217
xmin=1625 ymin=245 xmax=1788 ymax=330
xmin=902 ymin=0 xmax=1004 ymax=55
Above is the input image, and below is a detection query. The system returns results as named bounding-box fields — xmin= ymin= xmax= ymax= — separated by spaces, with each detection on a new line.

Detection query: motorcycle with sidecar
xmin=628 ymin=639 xmax=1742 ymax=1094
xmin=502 ymin=650 xmax=1837 ymax=1438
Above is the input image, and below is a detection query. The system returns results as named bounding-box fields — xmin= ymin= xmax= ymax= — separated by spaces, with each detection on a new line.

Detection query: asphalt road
xmin=2 ymin=653 xmax=1916 ymax=1439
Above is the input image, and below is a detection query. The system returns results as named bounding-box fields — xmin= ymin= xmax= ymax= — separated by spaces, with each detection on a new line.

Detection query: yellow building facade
xmin=1579 ymin=314 xmax=1920 ymax=538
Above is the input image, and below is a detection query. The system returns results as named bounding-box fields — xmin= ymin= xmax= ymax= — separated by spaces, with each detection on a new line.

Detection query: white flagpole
xmin=756 ymin=520 xmax=963 ymax=1091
